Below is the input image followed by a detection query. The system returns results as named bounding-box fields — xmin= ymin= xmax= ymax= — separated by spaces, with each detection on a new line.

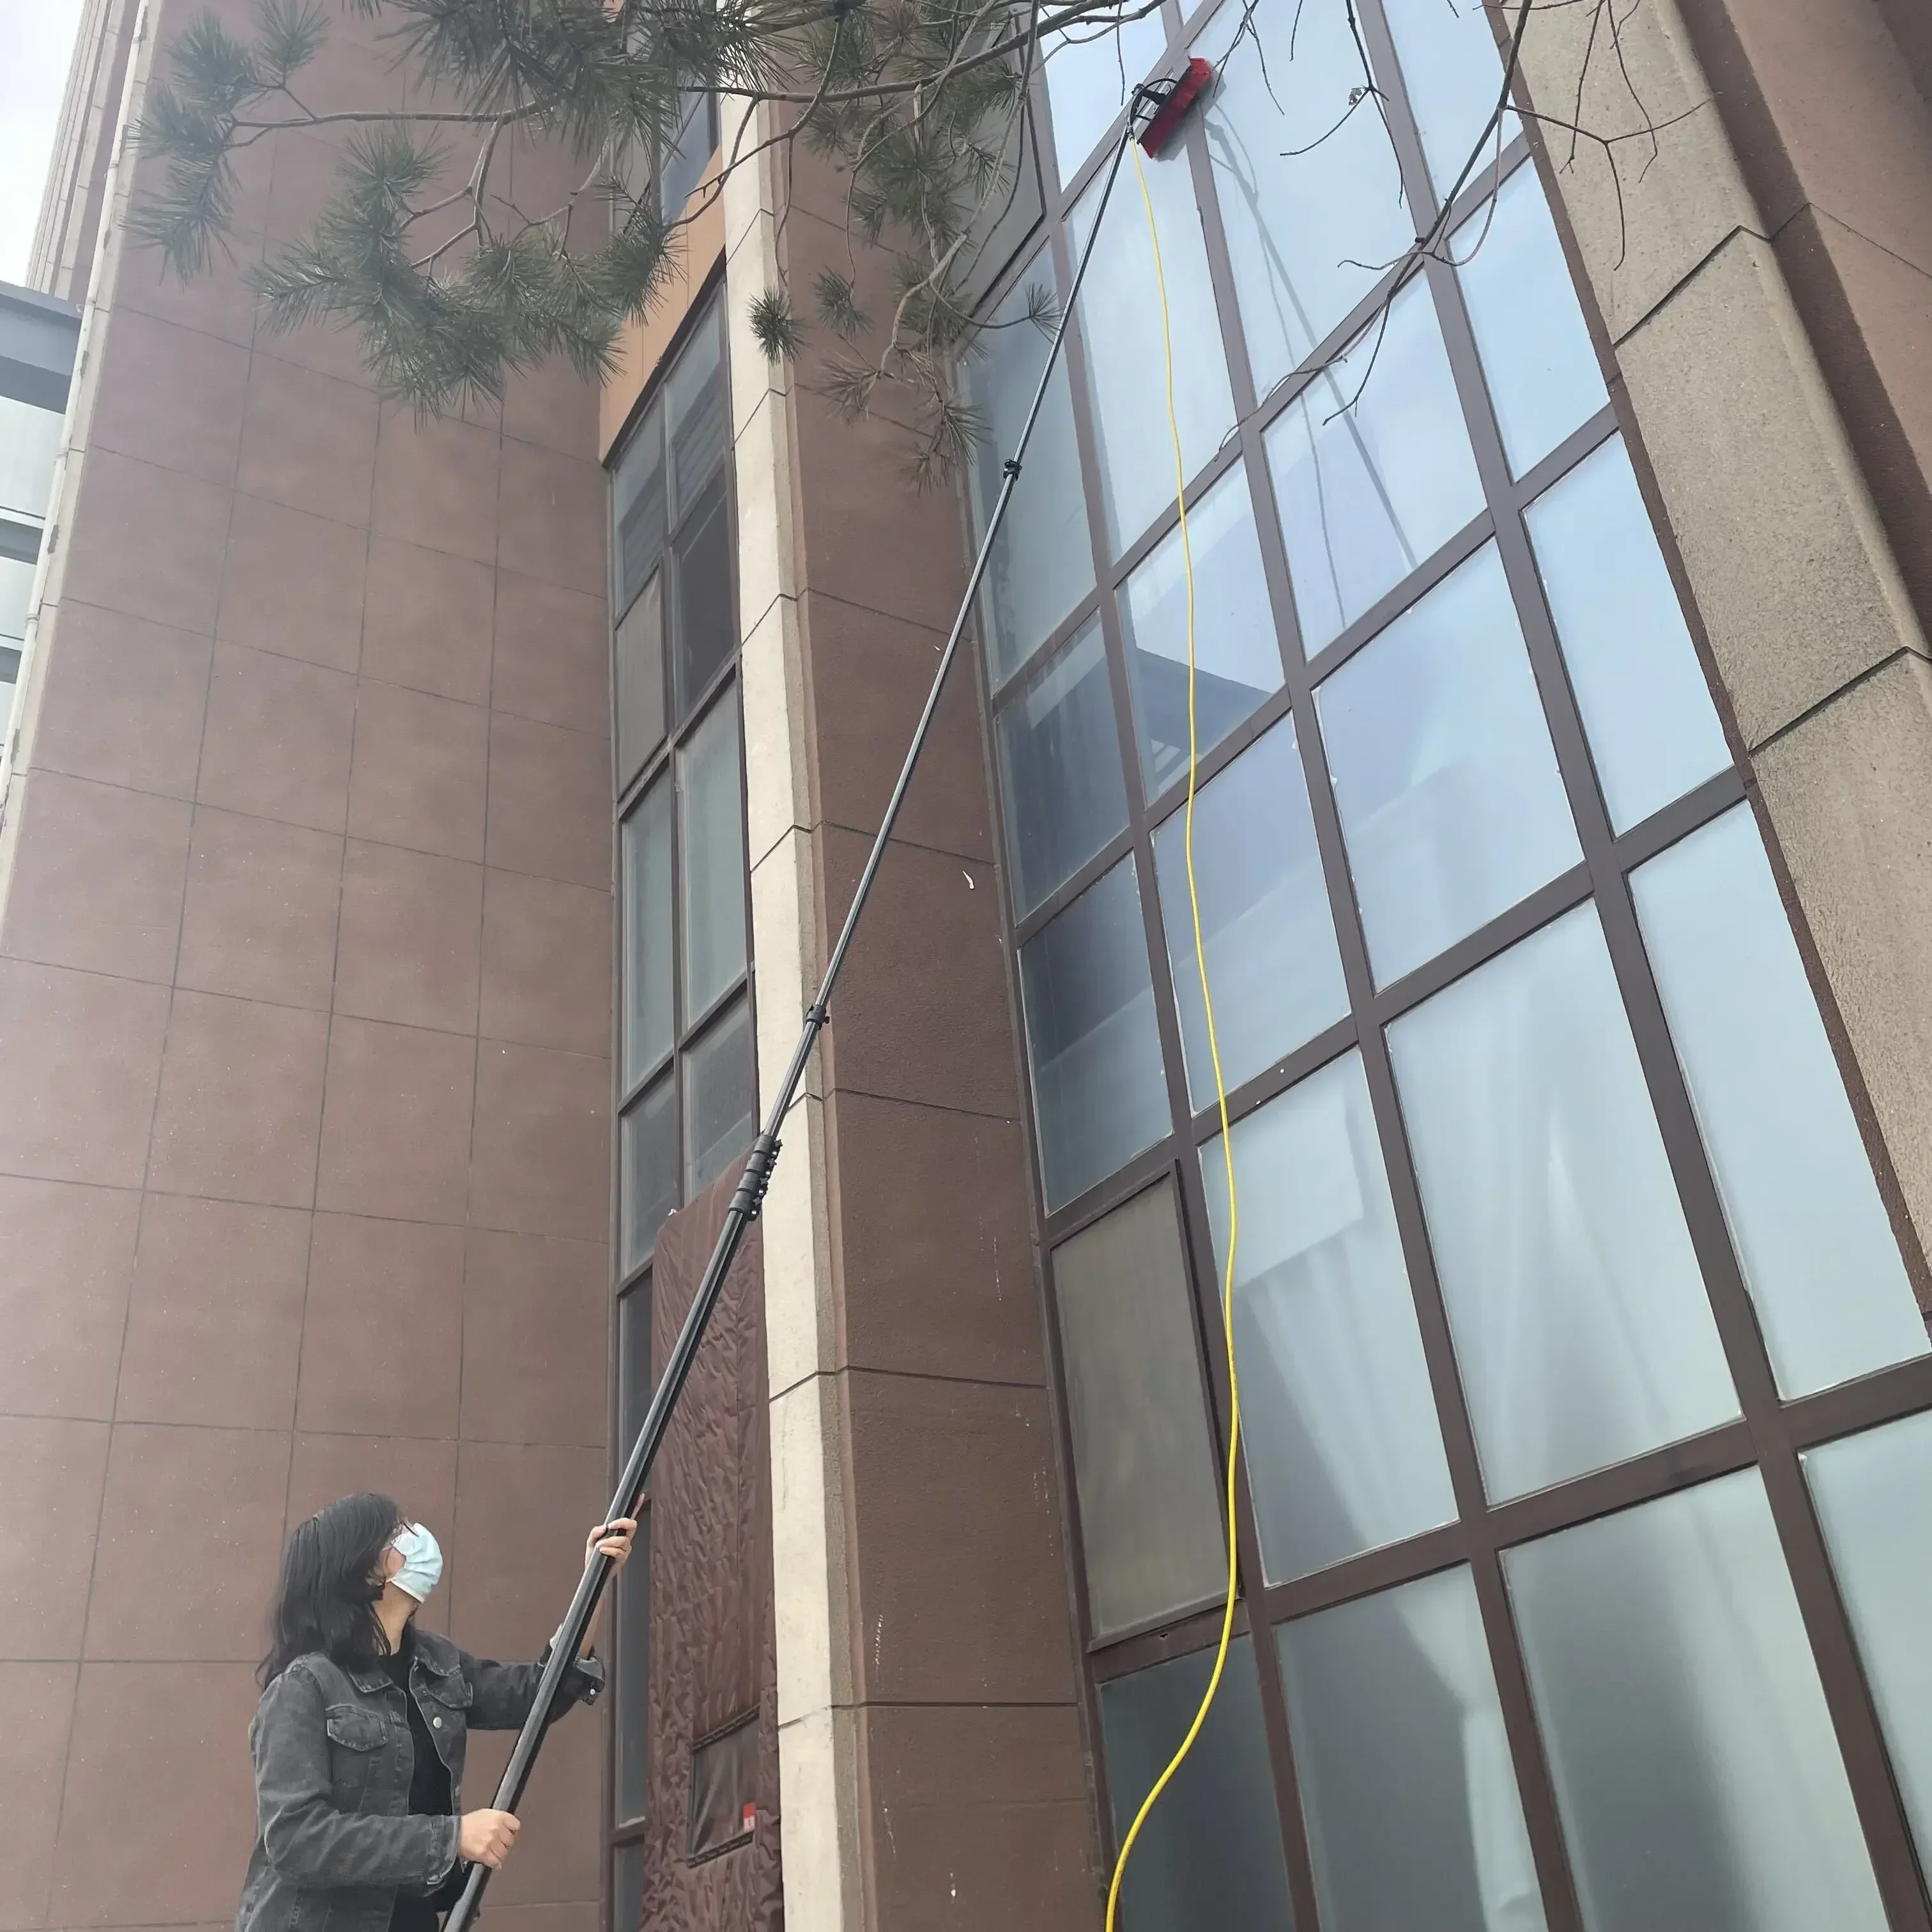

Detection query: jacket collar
xmin=340 ymin=1623 xmax=460 ymax=1694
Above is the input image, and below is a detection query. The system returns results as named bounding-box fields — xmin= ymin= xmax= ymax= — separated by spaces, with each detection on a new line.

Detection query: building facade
xmin=3 ymin=0 xmax=1932 ymax=1930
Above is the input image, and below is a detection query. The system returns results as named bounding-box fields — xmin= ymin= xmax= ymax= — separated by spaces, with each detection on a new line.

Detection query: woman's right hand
xmin=457 ymin=1809 xmax=520 ymax=1869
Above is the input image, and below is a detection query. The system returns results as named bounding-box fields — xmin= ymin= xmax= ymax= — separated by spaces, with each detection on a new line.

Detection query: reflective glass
xmin=1018 ymin=857 xmax=1169 ymax=1209
xmin=1278 ymin=1567 xmax=1545 ymax=1932
xmin=1053 ymin=1179 xmax=1227 ymax=1638
xmin=618 ymin=1280 xmax=654 ymax=1456
xmin=1526 ymin=437 xmax=1729 ymax=830
xmin=1389 ymin=905 xmax=1739 ymax=1499
xmin=1457 ymin=162 xmax=1606 ymax=476
xmin=1154 ymin=719 xmax=1347 ymax=1105
xmin=0 ymin=394 xmax=62 ymax=521
xmin=659 ymin=89 xmax=717 ymax=223
xmin=684 ymin=995 xmax=756 ymax=1197
xmin=614 ymin=1843 xmax=645 ymax=1932
xmin=666 ymin=299 xmax=727 ymax=514
xmin=1382 ymin=0 xmax=1522 ymax=201
xmin=1202 ymin=1053 xmax=1456 ymax=1580
xmin=615 ymin=572 xmax=666 ymax=786
xmin=0 ymin=555 xmax=33 ymax=643
xmin=615 ymin=1507 xmax=652 ymax=1820
xmin=621 ymin=778 xmax=675 ymax=1087
xmin=1320 ymin=543 xmax=1580 ymax=986
xmin=678 ymin=691 xmax=746 ymax=1018
xmin=1266 ymin=279 xmax=1483 ymax=654
xmin=622 ymin=1077 xmax=678 ymax=1273
xmin=964 ymin=262 xmax=1094 ymax=687
xmin=1197 ymin=0 xmax=1412 ymax=396
xmin=1506 ymin=1473 xmax=1886 ymax=1932
xmin=1804 ymin=1413 xmax=1932 ymax=1879
xmin=1099 ymin=1639 xmax=1298 ymax=1928
xmin=613 ymin=400 xmax=666 ymax=611
xmin=687 ymin=1715 xmax=758 ymax=1859
xmin=1121 ymin=464 xmax=1284 ymax=799
xmin=1071 ymin=150 xmax=1236 ymax=555
xmin=995 ymin=620 xmax=1128 ymax=917
xmin=1634 ymin=807 xmax=1928 ymax=1393
xmin=1043 ymin=8 xmax=1168 ymax=183
xmin=671 ymin=473 xmax=733 ymax=717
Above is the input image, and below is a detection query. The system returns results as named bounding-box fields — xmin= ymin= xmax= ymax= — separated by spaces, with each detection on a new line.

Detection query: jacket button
xmin=432 ymin=1717 xmax=443 ymax=1728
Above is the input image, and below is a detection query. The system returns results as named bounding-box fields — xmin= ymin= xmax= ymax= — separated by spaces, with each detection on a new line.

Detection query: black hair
xmin=261 ymin=1492 xmax=406 ymax=1687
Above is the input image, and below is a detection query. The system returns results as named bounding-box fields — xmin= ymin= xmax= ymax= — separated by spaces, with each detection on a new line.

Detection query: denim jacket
xmin=234 ymin=1627 xmax=604 ymax=1932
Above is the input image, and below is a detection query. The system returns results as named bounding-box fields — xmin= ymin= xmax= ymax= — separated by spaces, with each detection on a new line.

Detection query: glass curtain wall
xmin=967 ymin=3 xmax=1932 ymax=1927
xmin=606 ymin=288 xmax=754 ymax=1920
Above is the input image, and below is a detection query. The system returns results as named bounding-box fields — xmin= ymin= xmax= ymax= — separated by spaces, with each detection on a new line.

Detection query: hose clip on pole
xmin=728 ymin=1129 xmax=782 ymax=1222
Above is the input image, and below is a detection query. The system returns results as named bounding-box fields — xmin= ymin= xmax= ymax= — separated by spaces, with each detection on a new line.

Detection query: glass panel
xmin=1506 ymin=1472 xmax=1887 ymax=1932
xmin=658 ymin=89 xmax=717 ymax=223
xmin=613 ymin=400 xmax=666 ymax=613
xmin=1196 ymin=0 xmax=1412 ymax=397
xmin=621 ymin=1077 xmax=678 ymax=1273
xmin=1388 ymin=905 xmax=1739 ymax=1499
xmin=0 ymin=395 xmax=62 ymax=522
xmin=1120 ymin=464 xmax=1284 ymax=799
xmin=0 ymin=556 xmax=33 ymax=645
xmin=687 ymin=1714 xmax=758 ymax=1859
xmin=1203 ymin=1053 xmax=1457 ymax=1580
xmin=1804 ymin=1413 xmax=1932 ymax=1880
xmin=994 ymin=620 xmax=1128 ymax=917
xmin=1525 ymin=437 xmax=1729 ymax=830
xmin=1265 ymin=279 xmax=1484 ymax=654
xmin=615 ymin=572 xmax=666 ymax=786
xmin=618 ymin=1280 xmax=654 ymax=1455
xmin=964 ymin=260 xmax=1094 ymax=688
xmin=1052 ymin=1179 xmax=1226 ymax=1639
xmin=1320 ymin=543 xmax=1580 ymax=986
xmin=1278 ymin=1567 xmax=1545 ymax=1932
xmin=1043 ymin=8 xmax=1168 ymax=184
xmin=621 ymin=778 xmax=675 ymax=1087
xmin=678 ymin=691 xmax=747 ymax=1017
xmin=1634 ymin=807 xmax=1928 ymax=1393
xmin=613 ymin=1842 xmax=645 ymax=1932
xmin=684 ymin=996 xmax=756 ymax=1197
xmin=666 ymin=299 xmax=727 ymax=515
xmin=1071 ymin=149 xmax=1237 ymax=555
xmin=1018 ymin=858 xmax=1170 ymax=1211
xmin=615 ymin=1511 xmax=652 ymax=1821
xmin=1154 ymin=719 xmax=1347 ymax=1106
xmin=1098 ymin=1639 xmax=1298 ymax=1928
xmin=1457 ymin=163 xmax=1606 ymax=476
xmin=0 ymin=656 xmax=17 ymax=744
xmin=671 ymin=473 xmax=733 ymax=718
xmin=1382 ymin=0 xmax=1522 ymax=201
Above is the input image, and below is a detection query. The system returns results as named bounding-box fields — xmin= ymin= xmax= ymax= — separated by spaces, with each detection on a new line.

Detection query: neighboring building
xmin=0 ymin=284 xmax=80 ymax=739
xmin=3 ymin=2 xmax=1932 ymax=1932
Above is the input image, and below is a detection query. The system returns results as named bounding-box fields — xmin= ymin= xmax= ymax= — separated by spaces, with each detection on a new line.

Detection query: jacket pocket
xmin=324 ymin=1704 xmax=386 ymax=1807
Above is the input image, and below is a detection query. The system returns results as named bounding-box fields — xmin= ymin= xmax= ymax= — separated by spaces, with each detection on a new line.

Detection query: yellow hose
xmin=1103 ymin=137 xmax=1245 ymax=1931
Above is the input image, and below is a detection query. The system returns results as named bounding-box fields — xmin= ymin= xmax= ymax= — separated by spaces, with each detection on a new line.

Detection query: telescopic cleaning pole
xmin=443 ymin=73 xmax=1185 ymax=1932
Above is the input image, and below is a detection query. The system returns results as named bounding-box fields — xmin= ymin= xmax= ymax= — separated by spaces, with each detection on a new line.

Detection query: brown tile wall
xmin=0 ymin=4 xmax=614 ymax=1928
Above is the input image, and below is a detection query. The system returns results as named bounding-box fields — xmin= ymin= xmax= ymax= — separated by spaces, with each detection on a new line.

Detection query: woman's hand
xmin=585 ymin=1518 xmax=638 ymax=1570
xmin=458 ymin=1809 xmax=519 ymax=1869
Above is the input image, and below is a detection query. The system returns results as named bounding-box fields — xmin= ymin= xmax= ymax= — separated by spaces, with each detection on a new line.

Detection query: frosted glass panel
xmin=1635 ymin=807 xmax=1928 ymax=1393
xmin=1526 ymin=437 xmax=1729 ymax=830
xmin=621 ymin=1078 xmax=678 ymax=1273
xmin=1805 ymin=1413 xmax=1932 ymax=1880
xmin=1100 ymin=1640 xmax=1298 ymax=1928
xmin=1153 ymin=718 xmax=1347 ymax=1107
xmin=1054 ymin=1180 xmax=1227 ymax=1637
xmin=1390 ymin=905 xmax=1739 ymax=1498
xmin=1383 ymin=0 xmax=1522 ymax=199
xmin=1278 ymin=1568 xmax=1545 ymax=1932
xmin=621 ymin=779 xmax=674 ymax=1087
xmin=1072 ymin=150 xmax=1236 ymax=553
xmin=684 ymin=995 xmax=755 ymax=1196
xmin=1197 ymin=0 xmax=1411 ymax=395
xmin=1044 ymin=8 xmax=1168 ymax=182
xmin=1121 ymin=465 xmax=1284 ymax=799
xmin=1202 ymin=1053 xmax=1456 ymax=1580
xmin=965 ymin=261 xmax=1094 ymax=686
xmin=1266 ymin=279 xmax=1483 ymax=654
xmin=1456 ymin=163 xmax=1606 ymax=476
xmin=1506 ymin=1473 xmax=1886 ymax=1932
xmin=678 ymin=693 xmax=746 ymax=1018
xmin=0 ymin=395 xmax=61 ymax=521
xmin=1019 ymin=858 xmax=1170 ymax=1209
xmin=1320 ymin=544 xmax=1580 ymax=986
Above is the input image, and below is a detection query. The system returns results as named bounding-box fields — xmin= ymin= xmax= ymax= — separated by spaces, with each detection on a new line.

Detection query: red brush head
xmin=1138 ymin=56 xmax=1213 ymax=157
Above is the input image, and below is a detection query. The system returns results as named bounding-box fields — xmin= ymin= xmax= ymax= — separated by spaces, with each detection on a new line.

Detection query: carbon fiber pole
xmin=443 ymin=82 xmax=1171 ymax=1932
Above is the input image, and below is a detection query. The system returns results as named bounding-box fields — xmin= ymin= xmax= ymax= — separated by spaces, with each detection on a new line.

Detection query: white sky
xmin=1 ymin=0 xmax=92 ymax=285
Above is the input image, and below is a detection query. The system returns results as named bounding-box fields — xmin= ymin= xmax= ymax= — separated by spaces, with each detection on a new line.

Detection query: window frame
xmin=975 ymin=6 xmax=1932 ymax=1928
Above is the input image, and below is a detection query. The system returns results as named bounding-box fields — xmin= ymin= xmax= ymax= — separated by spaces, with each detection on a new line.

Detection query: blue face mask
xmin=390 ymin=1522 xmax=443 ymax=1604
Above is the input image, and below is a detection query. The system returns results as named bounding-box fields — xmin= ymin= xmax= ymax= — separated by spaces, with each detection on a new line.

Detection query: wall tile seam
xmin=765 ymin=1361 xmax=1051 ymax=1409
xmin=1774 ymin=199 xmax=1932 ymax=288
xmin=810 ymin=1085 xmax=1022 ymax=1130
xmin=0 ymin=1411 xmax=605 ymax=1444
xmin=812 ymin=818 xmax=995 ymax=869
xmin=1750 ymin=646 xmax=1919 ymax=758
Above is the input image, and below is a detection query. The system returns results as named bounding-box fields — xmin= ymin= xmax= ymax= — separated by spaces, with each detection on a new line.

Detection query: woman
xmin=235 ymin=1492 xmax=635 ymax=1932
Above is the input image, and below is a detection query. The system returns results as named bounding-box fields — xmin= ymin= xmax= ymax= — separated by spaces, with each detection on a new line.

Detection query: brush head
xmin=1137 ymin=56 xmax=1213 ymax=157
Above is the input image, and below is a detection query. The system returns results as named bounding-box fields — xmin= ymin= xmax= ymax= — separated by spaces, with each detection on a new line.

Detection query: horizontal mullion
xmin=1088 ymin=1592 xmax=1252 ymax=1680
xmin=986 ymin=584 xmax=1107 ymax=707
xmin=1183 ymin=1015 xmax=1360 ymax=1147
xmin=1009 ymin=825 xmax=1141 ymax=946
xmin=1138 ymin=675 xmax=1299 ymax=824
xmin=1782 ymin=1353 xmax=1932 ymax=1452
xmin=618 ymin=1054 xmax=673 ymax=1115
xmin=1607 ymin=765 xmax=1749 ymax=870
xmin=1038 ymin=1137 xmax=1182 ymax=1248
xmin=1504 ymin=402 xmax=1620 ymax=514
xmin=682 ymin=968 xmax=749 ymax=1043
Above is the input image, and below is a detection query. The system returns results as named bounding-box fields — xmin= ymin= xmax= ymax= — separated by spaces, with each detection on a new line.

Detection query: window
xmin=607 ymin=291 xmax=751 ymax=1892
xmin=613 ymin=88 xmax=719 ymax=230
xmin=977 ymin=3 xmax=1932 ymax=1921
xmin=686 ymin=1712 xmax=759 ymax=1862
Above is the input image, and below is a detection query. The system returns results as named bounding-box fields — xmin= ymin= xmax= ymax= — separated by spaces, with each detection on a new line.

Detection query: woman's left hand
xmin=586 ymin=1519 xmax=638 ymax=1570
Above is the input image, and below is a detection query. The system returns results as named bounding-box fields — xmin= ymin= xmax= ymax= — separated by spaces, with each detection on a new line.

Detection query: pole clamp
xmin=1002 ymin=457 xmax=1021 ymax=479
